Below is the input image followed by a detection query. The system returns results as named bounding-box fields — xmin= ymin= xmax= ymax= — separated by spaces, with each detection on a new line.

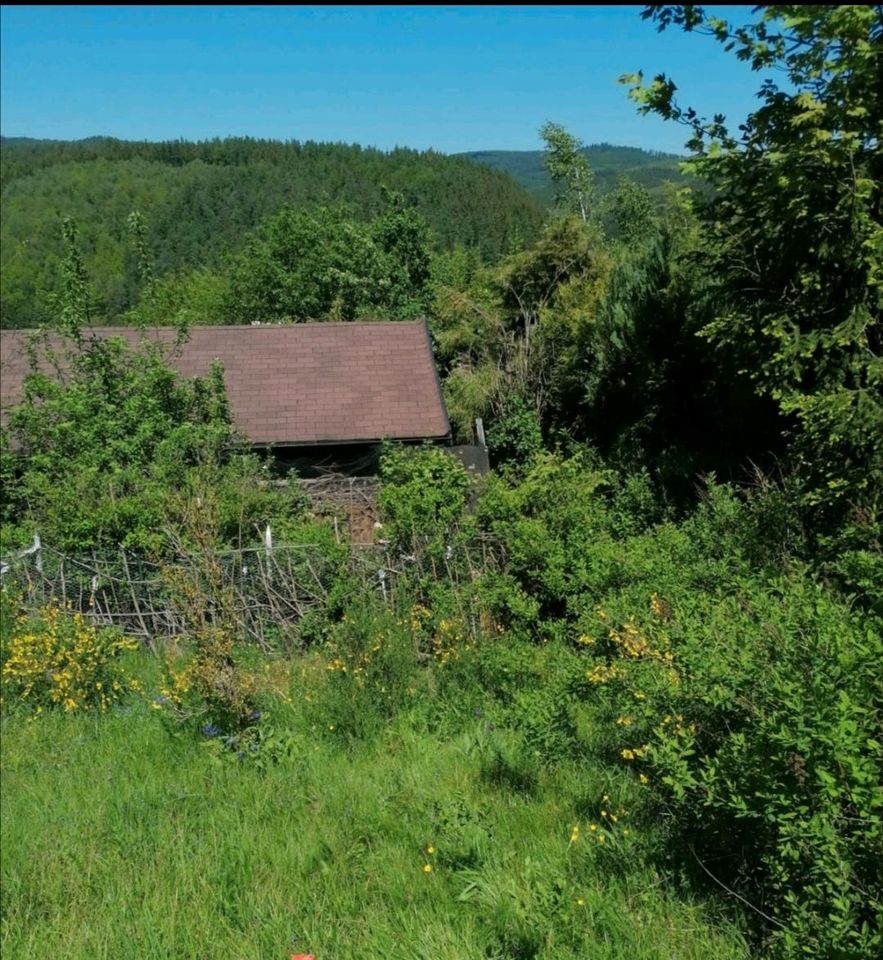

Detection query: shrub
xmin=1 ymin=597 xmax=140 ymax=714
xmin=377 ymin=443 xmax=472 ymax=558
xmin=155 ymin=641 xmax=299 ymax=771
xmin=5 ymin=332 xmax=234 ymax=554
xmin=157 ymin=630 xmax=260 ymax=732
xmin=486 ymin=394 xmax=543 ymax=470
xmin=470 ymin=455 xmax=882 ymax=954
xmin=155 ymin=485 xmax=264 ymax=733
xmin=580 ymin=582 xmax=883 ymax=959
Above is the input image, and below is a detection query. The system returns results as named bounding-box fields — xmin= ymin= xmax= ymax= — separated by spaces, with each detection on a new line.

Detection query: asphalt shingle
xmin=0 ymin=321 xmax=450 ymax=446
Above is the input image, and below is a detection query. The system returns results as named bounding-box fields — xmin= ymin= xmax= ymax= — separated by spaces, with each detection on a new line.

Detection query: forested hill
xmin=0 ymin=136 xmax=544 ymax=328
xmin=460 ymin=143 xmax=685 ymax=205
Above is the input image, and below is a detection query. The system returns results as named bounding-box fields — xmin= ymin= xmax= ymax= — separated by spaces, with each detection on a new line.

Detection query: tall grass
xmin=1 ymin=659 xmax=749 ymax=960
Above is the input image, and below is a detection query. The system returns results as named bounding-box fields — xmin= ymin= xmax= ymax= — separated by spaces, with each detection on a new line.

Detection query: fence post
xmin=33 ymin=532 xmax=42 ymax=575
xmin=264 ymin=523 xmax=273 ymax=562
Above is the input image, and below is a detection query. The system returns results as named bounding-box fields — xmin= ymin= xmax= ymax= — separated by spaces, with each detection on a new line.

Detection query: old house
xmin=1 ymin=320 xmax=457 ymax=542
xmin=0 ymin=320 xmax=452 ymax=474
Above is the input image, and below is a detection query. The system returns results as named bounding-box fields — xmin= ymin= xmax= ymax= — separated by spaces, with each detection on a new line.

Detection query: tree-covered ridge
xmin=460 ymin=143 xmax=686 ymax=206
xmin=0 ymin=136 xmax=544 ymax=328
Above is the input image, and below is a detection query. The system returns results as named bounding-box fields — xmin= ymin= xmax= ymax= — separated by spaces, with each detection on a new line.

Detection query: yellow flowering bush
xmin=431 ymin=616 xmax=475 ymax=666
xmin=155 ymin=627 xmax=260 ymax=733
xmin=1 ymin=600 xmax=139 ymax=713
xmin=408 ymin=603 xmax=476 ymax=666
xmin=580 ymin=586 xmax=882 ymax=958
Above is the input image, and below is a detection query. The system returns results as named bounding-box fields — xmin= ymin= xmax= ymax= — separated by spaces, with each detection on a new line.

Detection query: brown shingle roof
xmin=0 ymin=321 xmax=451 ymax=446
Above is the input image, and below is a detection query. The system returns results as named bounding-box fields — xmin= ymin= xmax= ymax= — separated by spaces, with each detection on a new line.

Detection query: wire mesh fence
xmin=0 ymin=528 xmax=502 ymax=652
xmin=0 ymin=536 xmax=392 ymax=652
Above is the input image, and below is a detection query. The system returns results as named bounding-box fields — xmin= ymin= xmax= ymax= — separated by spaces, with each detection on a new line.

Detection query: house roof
xmin=0 ymin=321 xmax=451 ymax=446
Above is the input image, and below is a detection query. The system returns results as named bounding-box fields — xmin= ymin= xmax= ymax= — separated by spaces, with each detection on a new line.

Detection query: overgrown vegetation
xmin=3 ymin=448 xmax=879 ymax=958
xmin=1 ymin=596 xmax=140 ymax=714
xmin=1 ymin=5 xmax=881 ymax=959
xmin=0 ymin=138 xmax=544 ymax=328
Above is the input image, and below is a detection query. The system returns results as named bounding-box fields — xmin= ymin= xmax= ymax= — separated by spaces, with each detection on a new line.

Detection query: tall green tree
xmin=126 ymin=209 xmax=156 ymax=310
xmin=226 ymin=201 xmax=434 ymax=324
xmin=539 ymin=122 xmax=596 ymax=223
xmin=56 ymin=218 xmax=93 ymax=344
xmin=623 ymin=5 xmax=882 ymax=562
xmin=606 ymin=175 xmax=656 ymax=243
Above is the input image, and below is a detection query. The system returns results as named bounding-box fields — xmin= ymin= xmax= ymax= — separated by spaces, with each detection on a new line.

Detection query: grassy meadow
xmin=1 ymin=645 xmax=751 ymax=960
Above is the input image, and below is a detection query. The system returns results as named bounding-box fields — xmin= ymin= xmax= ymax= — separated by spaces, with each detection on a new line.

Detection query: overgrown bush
xmin=373 ymin=451 xmax=880 ymax=954
xmin=469 ymin=453 xmax=882 ymax=957
xmin=154 ymin=482 xmax=271 ymax=734
xmin=579 ymin=581 xmax=882 ymax=959
xmin=156 ymin=638 xmax=261 ymax=733
xmin=1 ymin=595 xmax=140 ymax=714
xmin=475 ymin=451 xmax=620 ymax=631
xmin=4 ymin=332 xmax=232 ymax=553
xmin=377 ymin=444 xmax=473 ymax=558
xmin=486 ymin=394 xmax=543 ymax=470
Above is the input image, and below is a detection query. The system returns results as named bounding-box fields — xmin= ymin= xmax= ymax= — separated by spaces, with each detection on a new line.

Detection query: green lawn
xmin=0 ymin=655 xmax=749 ymax=960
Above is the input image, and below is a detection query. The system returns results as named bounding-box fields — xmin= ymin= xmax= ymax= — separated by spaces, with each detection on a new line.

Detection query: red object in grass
xmin=291 ymin=955 xmax=315 ymax=960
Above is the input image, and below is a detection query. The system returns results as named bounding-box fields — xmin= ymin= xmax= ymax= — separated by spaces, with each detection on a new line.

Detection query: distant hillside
xmin=460 ymin=143 xmax=687 ymax=206
xmin=0 ymin=136 xmax=544 ymax=328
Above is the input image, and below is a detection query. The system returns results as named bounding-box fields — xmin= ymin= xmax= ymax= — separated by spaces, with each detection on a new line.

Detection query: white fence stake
xmin=0 ymin=532 xmax=43 ymax=583
xmin=264 ymin=523 xmax=273 ymax=562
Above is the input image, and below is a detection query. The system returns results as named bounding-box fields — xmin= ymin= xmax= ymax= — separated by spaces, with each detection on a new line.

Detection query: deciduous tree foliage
xmin=539 ymin=122 xmax=597 ymax=223
xmin=3 ymin=336 xmax=232 ymax=552
xmin=226 ymin=197 xmax=433 ymax=324
xmin=623 ymin=4 xmax=882 ymax=556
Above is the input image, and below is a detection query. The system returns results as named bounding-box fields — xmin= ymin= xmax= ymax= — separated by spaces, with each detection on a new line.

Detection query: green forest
xmin=1 ymin=6 xmax=881 ymax=960
xmin=460 ymin=142 xmax=685 ymax=206
xmin=0 ymin=136 xmax=545 ymax=328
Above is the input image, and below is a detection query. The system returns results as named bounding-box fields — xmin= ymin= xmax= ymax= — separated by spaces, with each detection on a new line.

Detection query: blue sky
xmin=1 ymin=5 xmax=769 ymax=154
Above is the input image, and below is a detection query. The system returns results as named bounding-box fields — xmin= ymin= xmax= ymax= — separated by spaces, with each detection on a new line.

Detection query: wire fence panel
xmin=1 ymin=470 xmax=503 ymax=651
xmin=0 ymin=540 xmax=396 ymax=653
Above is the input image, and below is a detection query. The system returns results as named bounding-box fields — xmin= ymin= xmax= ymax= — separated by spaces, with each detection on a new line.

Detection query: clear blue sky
xmin=1 ymin=5 xmax=769 ymax=154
